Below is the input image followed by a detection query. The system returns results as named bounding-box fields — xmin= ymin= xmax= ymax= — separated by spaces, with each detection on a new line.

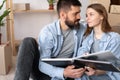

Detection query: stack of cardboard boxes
xmin=109 ymin=3 xmax=120 ymax=30
xmin=109 ymin=0 xmax=120 ymax=34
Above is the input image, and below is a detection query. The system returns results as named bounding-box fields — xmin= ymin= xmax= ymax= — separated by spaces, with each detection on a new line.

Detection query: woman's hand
xmin=85 ymin=67 xmax=96 ymax=76
xmin=63 ymin=65 xmax=86 ymax=78
xmin=85 ymin=66 xmax=106 ymax=76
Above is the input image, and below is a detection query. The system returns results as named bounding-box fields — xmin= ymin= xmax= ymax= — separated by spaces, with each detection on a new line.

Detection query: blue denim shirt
xmin=38 ymin=20 xmax=86 ymax=80
xmin=77 ymin=31 xmax=120 ymax=80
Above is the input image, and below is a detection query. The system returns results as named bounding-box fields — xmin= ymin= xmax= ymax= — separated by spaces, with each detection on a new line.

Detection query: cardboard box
xmin=108 ymin=13 xmax=120 ymax=26
xmin=0 ymin=42 xmax=12 ymax=75
xmin=110 ymin=5 xmax=120 ymax=14
xmin=89 ymin=0 xmax=110 ymax=12
xmin=112 ymin=26 xmax=120 ymax=34
xmin=108 ymin=13 xmax=120 ymax=34
xmin=13 ymin=3 xmax=30 ymax=11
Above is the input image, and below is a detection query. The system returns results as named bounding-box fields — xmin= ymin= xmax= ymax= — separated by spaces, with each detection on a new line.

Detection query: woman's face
xmin=86 ymin=8 xmax=103 ymax=28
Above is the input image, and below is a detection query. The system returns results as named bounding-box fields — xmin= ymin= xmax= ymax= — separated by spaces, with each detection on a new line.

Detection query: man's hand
xmin=63 ymin=65 xmax=86 ymax=78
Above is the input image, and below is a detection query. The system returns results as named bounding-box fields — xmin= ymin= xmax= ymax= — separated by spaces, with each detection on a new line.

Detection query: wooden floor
xmin=0 ymin=56 xmax=16 ymax=80
xmin=0 ymin=56 xmax=33 ymax=80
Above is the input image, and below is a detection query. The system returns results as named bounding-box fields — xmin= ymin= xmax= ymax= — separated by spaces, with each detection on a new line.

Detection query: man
xmin=14 ymin=0 xmax=86 ymax=80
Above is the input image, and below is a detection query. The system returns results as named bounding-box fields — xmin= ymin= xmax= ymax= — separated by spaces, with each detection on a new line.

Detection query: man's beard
xmin=65 ymin=18 xmax=80 ymax=29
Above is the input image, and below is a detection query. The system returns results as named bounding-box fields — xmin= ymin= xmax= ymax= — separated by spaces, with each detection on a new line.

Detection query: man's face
xmin=65 ymin=6 xmax=81 ymax=29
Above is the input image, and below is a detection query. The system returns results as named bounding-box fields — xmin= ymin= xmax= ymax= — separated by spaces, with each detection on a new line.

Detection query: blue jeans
xmin=89 ymin=74 xmax=111 ymax=80
xmin=14 ymin=37 xmax=51 ymax=80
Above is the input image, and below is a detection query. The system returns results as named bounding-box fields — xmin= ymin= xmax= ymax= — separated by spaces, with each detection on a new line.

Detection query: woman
xmin=77 ymin=3 xmax=120 ymax=80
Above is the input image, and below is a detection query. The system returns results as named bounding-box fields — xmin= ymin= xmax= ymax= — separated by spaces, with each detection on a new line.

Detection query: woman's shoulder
xmin=107 ymin=32 xmax=120 ymax=42
xmin=108 ymin=32 xmax=120 ymax=38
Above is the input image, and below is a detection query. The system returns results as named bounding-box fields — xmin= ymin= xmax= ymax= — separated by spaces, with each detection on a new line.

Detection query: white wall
xmin=13 ymin=0 xmax=58 ymax=40
xmin=1 ymin=0 xmax=89 ymax=41
xmin=14 ymin=12 xmax=57 ymax=40
xmin=80 ymin=0 xmax=89 ymax=20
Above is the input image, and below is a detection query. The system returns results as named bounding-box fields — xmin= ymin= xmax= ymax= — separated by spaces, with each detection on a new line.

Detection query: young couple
xmin=14 ymin=0 xmax=120 ymax=80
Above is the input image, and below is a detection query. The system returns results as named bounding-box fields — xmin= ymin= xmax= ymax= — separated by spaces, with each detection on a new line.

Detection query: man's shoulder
xmin=43 ymin=20 xmax=59 ymax=29
xmin=40 ymin=20 xmax=60 ymax=36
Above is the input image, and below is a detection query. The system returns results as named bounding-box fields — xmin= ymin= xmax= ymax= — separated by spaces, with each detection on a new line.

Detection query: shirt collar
xmin=56 ymin=20 xmax=62 ymax=36
xmin=90 ymin=30 xmax=110 ymax=42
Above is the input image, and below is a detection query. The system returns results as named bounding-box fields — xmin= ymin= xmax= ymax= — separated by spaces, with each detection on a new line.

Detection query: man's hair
xmin=57 ymin=0 xmax=81 ymax=16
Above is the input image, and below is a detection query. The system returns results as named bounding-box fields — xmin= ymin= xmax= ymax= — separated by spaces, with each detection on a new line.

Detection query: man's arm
xmin=38 ymin=27 xmax=86 ymax=79
xmin=38 ymin=28 xmax=65 ymax=79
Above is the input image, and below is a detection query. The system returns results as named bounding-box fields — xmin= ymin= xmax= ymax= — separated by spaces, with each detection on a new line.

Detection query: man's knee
xmin=22 ymin=37 xmax=38 ymax=46
xmin=19 ymin=37 xmax=38 ymax=51
xmin=23 ymin=37 xmax=36 ymax=44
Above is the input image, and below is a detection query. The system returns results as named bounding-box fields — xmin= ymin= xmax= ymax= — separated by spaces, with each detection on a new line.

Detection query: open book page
xmin=41 ymin=58 xmax=74 ymax=67
xmin=74 ymin=59 xmax=120 ymax=72
xmin=76 ymin=50 xmax=119 ymax=61
xmin=41 ymin=51 xmax=120 ymax=72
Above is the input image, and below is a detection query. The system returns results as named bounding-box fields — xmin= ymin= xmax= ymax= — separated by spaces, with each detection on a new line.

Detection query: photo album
xmin=41 ymin=51 xmax=120 ymax=72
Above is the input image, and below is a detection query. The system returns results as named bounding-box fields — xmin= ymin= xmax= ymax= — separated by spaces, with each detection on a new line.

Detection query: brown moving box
xmin=0 ymin=42 xmax=12 ymax=75
xmin=108 ymin=13 xmax=120 ymax=26
xmin=89 ymin=0 xmax=110 ymax=12
xmin=110 ymin=5 xmax=120 ymax=14
xmin=108 ymin=13 xmax=120 ymax=34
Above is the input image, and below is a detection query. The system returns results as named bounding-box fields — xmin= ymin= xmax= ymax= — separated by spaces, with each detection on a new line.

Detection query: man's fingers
xmin=67 ymin=65 xmax=75 ymax=69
